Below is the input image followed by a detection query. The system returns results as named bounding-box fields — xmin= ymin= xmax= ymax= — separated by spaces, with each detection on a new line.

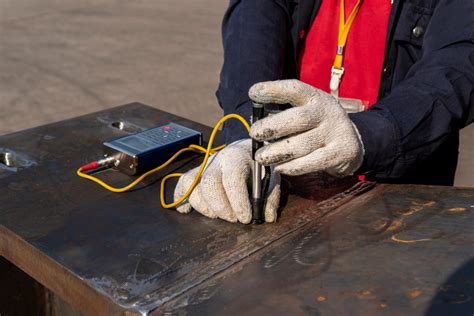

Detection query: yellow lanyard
xmin=330 ymin=0 xmax=363 ymax=96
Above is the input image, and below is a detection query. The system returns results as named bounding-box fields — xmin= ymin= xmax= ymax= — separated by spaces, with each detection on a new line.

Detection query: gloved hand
xmin=249 ymin=79 xmax=364 ymax=177
xmin=173 ymin=139 xmax=281 ymax=224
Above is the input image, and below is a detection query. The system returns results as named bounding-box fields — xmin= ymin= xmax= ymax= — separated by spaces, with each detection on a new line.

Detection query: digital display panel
xmin=119 ymin=136 xmax=151 ymax=151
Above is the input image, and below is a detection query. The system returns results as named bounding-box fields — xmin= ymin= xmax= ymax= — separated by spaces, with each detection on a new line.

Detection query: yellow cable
xmin=76 ymin=114 xmax=251 ymax=209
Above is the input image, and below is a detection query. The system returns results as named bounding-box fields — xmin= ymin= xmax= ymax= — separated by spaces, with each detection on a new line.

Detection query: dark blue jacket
xmin=216 ymin=0 xmax=474 ymax=185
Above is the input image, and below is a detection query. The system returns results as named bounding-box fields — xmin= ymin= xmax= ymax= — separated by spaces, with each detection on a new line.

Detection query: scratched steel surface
xmin=158 ymin=184 xmax=474 ymax=316
xmin=0 ymin=103 xmax=372 ymax=314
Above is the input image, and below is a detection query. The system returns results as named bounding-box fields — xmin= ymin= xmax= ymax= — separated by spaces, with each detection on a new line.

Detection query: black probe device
xmin=251 ymin=102 xmax=266 ymax=224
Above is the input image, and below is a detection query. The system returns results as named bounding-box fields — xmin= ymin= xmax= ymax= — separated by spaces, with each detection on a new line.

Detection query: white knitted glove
xmin=249 ymin=79 xmax=364 ymax=177
xmin=173 ymin=139 xmax=281 ymax=224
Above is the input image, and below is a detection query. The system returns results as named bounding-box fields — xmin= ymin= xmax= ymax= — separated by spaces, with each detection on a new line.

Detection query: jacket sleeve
xmin=350 ymin=0 xmax=474 ymax=178
xmin=217 ymin=0 xmax=292 ymax=144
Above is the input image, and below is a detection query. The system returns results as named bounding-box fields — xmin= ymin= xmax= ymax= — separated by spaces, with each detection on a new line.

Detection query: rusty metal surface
xmin=1 ymin=103 xmax=472 ymax=315
xmin=158 ymin=184 xmax=474 ymax=316
xmin=0 ymin=103 xmax=374 ymax=315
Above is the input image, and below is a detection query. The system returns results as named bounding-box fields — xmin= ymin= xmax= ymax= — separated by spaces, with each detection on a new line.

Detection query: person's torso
xmin=299 ymin=0 xmax=391 ymax=107
xmin=289 ymin=0 xmax=439 ymax=100
xmin=286 ymin=0 xmax=459 ymax=186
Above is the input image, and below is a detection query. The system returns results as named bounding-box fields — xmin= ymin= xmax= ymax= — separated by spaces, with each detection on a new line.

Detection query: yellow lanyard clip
xmin=330 ymin=66 xmax=345 ymax=97
xmin=330 ymin=0 xmax=362 ymax=96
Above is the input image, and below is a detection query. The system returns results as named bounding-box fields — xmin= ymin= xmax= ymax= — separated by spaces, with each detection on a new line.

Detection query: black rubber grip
xmin=251 ymin=198 xmax=265 ymax=225
xmin=252 ymin=104 xmax=265 ymax=159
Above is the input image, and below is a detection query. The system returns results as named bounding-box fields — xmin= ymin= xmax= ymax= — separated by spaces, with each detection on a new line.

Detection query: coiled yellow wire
xmin=76 ymin=114 xmax=251 ymax=209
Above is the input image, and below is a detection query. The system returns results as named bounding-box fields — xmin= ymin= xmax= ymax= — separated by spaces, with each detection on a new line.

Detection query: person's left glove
xmin=249 ymin=79 xmax=364 ymax=177
xmin=173 ymin=139 xmax=281 ymax=224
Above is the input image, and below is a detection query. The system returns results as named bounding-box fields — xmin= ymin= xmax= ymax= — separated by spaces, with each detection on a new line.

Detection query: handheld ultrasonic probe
xmin=251 ymin=102 xmax=265 ymax=224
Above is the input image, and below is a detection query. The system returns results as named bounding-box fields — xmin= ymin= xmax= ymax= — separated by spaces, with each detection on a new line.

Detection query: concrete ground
xmin=0 ymin=0 xmax=472 ymax=186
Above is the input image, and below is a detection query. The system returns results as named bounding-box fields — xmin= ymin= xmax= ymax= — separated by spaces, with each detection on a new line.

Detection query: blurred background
xmin=0 ymin=0 xmax=472 ymax=186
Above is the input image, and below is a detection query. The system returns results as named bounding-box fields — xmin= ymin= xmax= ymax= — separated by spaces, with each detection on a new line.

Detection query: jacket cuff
xmin=349 ymin=110 xmax=400 ymax=176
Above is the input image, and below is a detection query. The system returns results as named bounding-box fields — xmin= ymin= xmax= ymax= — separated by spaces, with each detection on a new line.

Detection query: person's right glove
xmin=173 ymin=139 xmax=281 ymax=224
xmin=249 ymin=79 xmax=365 ymax=177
